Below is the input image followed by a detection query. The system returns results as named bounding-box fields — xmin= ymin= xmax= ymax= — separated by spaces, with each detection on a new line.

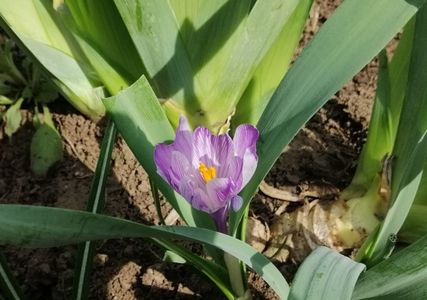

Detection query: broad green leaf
xmin=30 ymin=106 xmax=63 ymax=176
xmin=115 ymin=0 xmax=301 ymax=131
xmin=400 ymin=204 xmax=427 ymax=243
xmin=70 ymin=34 xmax=128 ymax=95
xmin=169 ymin=0 xmax=251 ymax=93
xmin=3 ymin=97 xmax=23 ymax=137
xmin=104 ymin=75 xmax=213 ymax=230
xmin=64 ymin=0 xmax=144 ymax=85
xmin=164 ymin=0 xmax=253 ymax=128
xmin=202 ymin=0 xmax=300 ymax=130
xmin=0 ymin=204 xmax=290 ymax=299
xmin=360 ymin=4 xmax=427 ymax=265
xmin=0 ymin=95 xmax=13 ymax=105
xmin=113 ymin=0 xmax=204 ymax=110
xmin=231 ymin=0 xmax=427 ymax=235
xmin=234 ymin=0 xmax=313 ymax=126
xmin=344 ymin=19 xmax=415 ymax=196
xmin=72 ymin=118 xmax=117 ymax=300
xmin=0 ymin=251 xmax=24 ymax=300
xmin=352 ymin=234 xmax=427 ymax=300
xmin=289 ymin=246 xmax=365 ymax=300
xmin=0 ymin=0 xmax=105 ymax=119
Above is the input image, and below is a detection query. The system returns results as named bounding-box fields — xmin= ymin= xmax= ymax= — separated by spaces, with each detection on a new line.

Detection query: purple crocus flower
xmin=154 ymin=116 xmax=259 ymax=233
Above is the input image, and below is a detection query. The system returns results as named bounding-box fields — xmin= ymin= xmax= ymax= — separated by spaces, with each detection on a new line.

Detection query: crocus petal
xmin=233 ymin=124 xmax=259 ymax=158
xmin=177 ymin=114 xmax=192 ymax=132
xmin=169 ymin=151 xmax=192 ymax=189
xmin=219 ymin=156 xmax=243 ymax=192
xmin=174 ymin=115 xmax=194 ymax=161
xmin=205 ymin=178 xmax=234 ymax=212
xmin=233 ymin=124 xmax=259 ymax=187
xmin=178 ymin=178 xmax=196 ymax=205
xmin=194 ymin=127 xmax=233 ymax=168
xmin=153 ymin=143 xmax=174 ymax=183
xmin=241 ymin=150 xmax=257 ymax=187
xmin=191 ymin=187 xmax=210 ymax=212
xmin=231 ymin=195 xmax=243 ymax=211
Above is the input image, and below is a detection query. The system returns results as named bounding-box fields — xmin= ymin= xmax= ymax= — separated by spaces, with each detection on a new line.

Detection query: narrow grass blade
xmin=231 ymin=0 xmax=427 ymax=235
xmin=149 ymin=178 xmax=165 ymax=225
xmin=72 ymin=118 xmax=117 ymax=300
xmin=0 ymin=251 xmax=24 ymax=300
xmin=289 ymin=247 xmax=365 ymax=300
xmin=360 ymin=4 xmax=427 ymax=265
xmin=352 ymin=234 xmax=427 ymax=300
xmin=0 ymin=205 xmax=290 ymax=299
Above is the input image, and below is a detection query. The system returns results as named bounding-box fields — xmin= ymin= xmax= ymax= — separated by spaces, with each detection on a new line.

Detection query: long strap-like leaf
xmin=352 ymin=234 xmax=427 ymax=299
xmin=231 ymin=0 xmax=427 ymax=235
xmin=0 ymin=205 xmax=290 ymax=299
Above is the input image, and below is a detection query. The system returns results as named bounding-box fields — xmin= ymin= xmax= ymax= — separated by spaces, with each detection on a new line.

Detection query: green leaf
xmin=30 ymin=106 xmax=63 ymax=176
xmin=352 ymin=234 xmax=427 ymax=300
xmin=0 ymin=39 xmax=26 ymax=85
xmin=289 ymin=246 xmax=365 ymax=300
xmin=345 ymin=19 xmax=415 ymax=196
xmin=0 ymin=204 xmax=290 ymax=299
xmin=163 ymin=250 xmax=186 ymax=264
xmin=201 ymin=0 xmax=301 ymax=130
xmin=113 ymin=0 xmax=203 ymax=107
xmin=3 ymin=97 xmax=23 ymax=137
xmin=399 ymin=204 xmax=427 ymax=243
xmin=64 ymin=0 xmax=144 ymax=84
xmin=115 ymin=0 xmax=303 ymax=131
xmin=231 ymin=0 xmax=427 ymax=235
xmin=0 ymin=0 xmax=105 ymax=119
xmin=360 ymin=4 xmax=427 ymax=265
xmin=72 ymin=118 xmax=117 ymax=300
xmin=0 ymin=95 xmax=13 ymax=105
xmin=234 ymin=0 xmax=313 ymax=126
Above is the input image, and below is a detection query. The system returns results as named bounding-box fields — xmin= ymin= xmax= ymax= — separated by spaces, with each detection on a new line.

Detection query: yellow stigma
xmin=198 ymin=163 xmax=217 ymax=183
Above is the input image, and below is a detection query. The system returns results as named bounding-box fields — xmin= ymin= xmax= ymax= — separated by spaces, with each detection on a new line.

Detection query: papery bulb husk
xmin=264 ymin=174 xmax=390 ymax=263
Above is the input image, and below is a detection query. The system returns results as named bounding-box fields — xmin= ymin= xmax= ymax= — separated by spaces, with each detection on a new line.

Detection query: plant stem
xmin=224 ymin=253 xmax=251 ymax=299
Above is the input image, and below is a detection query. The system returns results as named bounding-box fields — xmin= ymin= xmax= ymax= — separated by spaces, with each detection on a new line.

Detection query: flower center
xmin=198 ymin=163 xmax=216 ymax=183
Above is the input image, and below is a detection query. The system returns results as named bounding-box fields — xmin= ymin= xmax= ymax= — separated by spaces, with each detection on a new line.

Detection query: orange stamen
xmin=198 ymin=163 xmax=216 ymax=183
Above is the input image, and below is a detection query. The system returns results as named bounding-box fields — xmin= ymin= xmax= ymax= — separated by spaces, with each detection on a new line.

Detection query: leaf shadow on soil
xmin=0 ymin=111 xmax=226 ymax=299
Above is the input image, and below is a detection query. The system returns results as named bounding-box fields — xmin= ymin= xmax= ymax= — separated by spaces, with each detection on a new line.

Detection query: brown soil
xmin=0 ymin=0 xmax=384 ymax=299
